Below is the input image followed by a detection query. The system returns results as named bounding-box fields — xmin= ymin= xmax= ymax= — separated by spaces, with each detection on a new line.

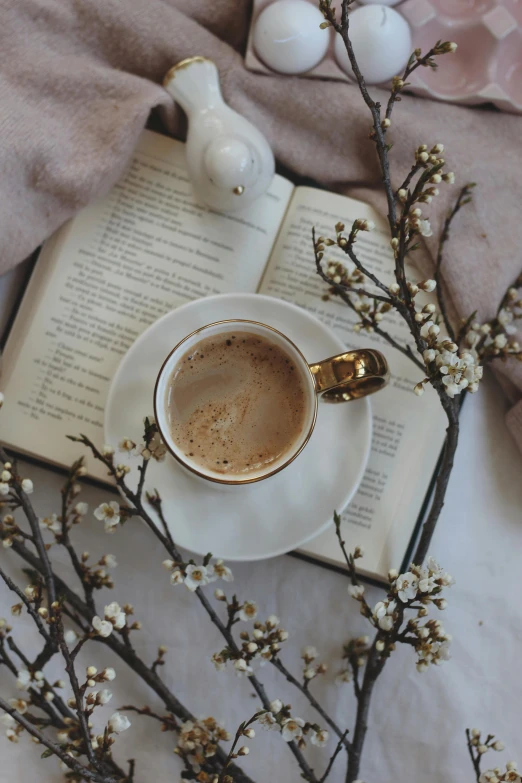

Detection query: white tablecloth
xmin=1 ymin=271 xmax=521 ymax=783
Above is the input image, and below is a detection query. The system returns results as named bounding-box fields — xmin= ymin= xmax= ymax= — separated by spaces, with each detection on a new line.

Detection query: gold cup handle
xmin=309 ymin=349 xmax=389 ymax=402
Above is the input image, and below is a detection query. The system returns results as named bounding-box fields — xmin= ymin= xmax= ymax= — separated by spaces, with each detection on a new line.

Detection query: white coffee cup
xmin=154 ymin=319 xmax=388 ymax=486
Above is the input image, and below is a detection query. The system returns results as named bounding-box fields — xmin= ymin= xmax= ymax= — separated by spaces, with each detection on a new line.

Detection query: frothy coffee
xmin=166 ymin=331 xmax=308 ymax=475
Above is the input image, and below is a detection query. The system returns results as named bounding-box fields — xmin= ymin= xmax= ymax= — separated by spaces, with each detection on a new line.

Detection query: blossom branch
xmin=270 ymin=656 xmax=350 ymax=750
xmin=466 ymin=728 xmax=514 ymax=782
xmin=312 ymin=229 xmax=425 ymax=372
xmin=467 ymin=728 xmax=483 ymax=782
xmin=72 ymin=433 xmax=321 ymax=783
xmin=217 ymin=711 xmax=264 ymax=783
xmin=6 ymin=532 xmax=255 ymax=783
xmin=0 ymin=696 xmax=120 ymax=783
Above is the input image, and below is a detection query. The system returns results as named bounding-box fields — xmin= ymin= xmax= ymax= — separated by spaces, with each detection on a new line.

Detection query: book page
xmin=1 ymin=131 xmax=294 ymax=479
xmin=258 ymin=186 xmax=447 ymax=578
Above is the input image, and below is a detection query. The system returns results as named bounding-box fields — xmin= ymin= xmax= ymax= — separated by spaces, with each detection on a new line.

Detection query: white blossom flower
xmin=420 ymin=321 xmax=435 ymax=339
xmin=102 ymin=554 xmax=118 ymax=568
xmin=104 ymin=602 xmax=126 ymax=630
xmin=335 ymin=669 xmax=353 ymax=684
xmin=417 ymin=219 xmax=433 ymax=237
xmin=311 ymin=729 xmax=329 ymax=747
xmin=97 ymin=689 xmax=112 ymax=705
xmin=233 ymin=659 xmax=253 ymax=678
xmin=92 ymin=616 xmax=113 ymax=637
xmin=266 ymin=614 xmax=280 ymax=628
xmin=0 ymin=483 xmax=9 ymax=496
xmin=207 ymin=559 xmax=233 ymax=582
xmin=7 ymin=699 xmax=27 ymax=715
xmin=101 ymin=667 xmax=116 ymax=681
xmin=270 ymin=699 xmax=283 ymax=714
xmin=396 ymin=572 xmax=418 ymax=602
xmin=108 ymin=712 xmax=131 ymax=734
xmin=101 ymin=445 xmax=115 ymax=457
xmin=418 ymin=575 xmax=435 ymax=593
xmin=301 ymin=646 xmax=318 ymax=661
xmin=348 ymin=584 xmax=365 ymax=599
xmin=16 ymin=669 xmax=31 ymax=690
xmin=184 ymin=564 xmax=209 ymax=592
xmin=281 ymin=717 xmax=304 ymax=742
xmin=239 ymin=601 xmax=258 ymax=622
xmin=34 ymin=671 xmax=44 ymax=686
xmin=378 ymin=615 xmax=394 ymax=632
xmin=259 ymin=711 xmax=279 ymax=731
xmin=21 ymin=479 xmax=33 ymax=494
xmin=258 ymin=645 xmax=273 ymax=665
xmin=64 ymin=629 xmax=78 ymax=645
xmin=94 ymin=501 xmax=121 ymax=532
xmin=1 ymin=713 xmax=16 ymax=728
xmin=373 ymin=601 xmax=387 ymax=620
xmin=1 ymin=470 xmax=11 ymax=482
xmin=39 ymin=514 xmax=61 ymax=534
xmin=74 ymin=502 xmax=89 ymax=516
xmin=211 ymin=652 xmax=226 ymax=671
xmin=170 ymin=569 xmax=184 ymax=585
xmin=119 ymin=439 xmax=136 ymax=453
xmin=24 ymin=585 xmax=36 ymax=601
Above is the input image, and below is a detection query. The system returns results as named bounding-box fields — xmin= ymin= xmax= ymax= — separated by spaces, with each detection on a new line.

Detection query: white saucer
xmin=104 ymin=294 xmax=371 ymax=561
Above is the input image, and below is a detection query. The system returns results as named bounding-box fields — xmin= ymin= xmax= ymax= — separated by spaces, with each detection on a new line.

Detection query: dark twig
xmin=466 ymin=729 xmax=482 ymax=782
xmin=217 ymin=711 xmax=265 ymax=783
xmin=319 ymin=730 xmax=350 ymax=783
xmin=0 ymin=567 xmax=52 ymax=644
xmin=0 ymin=446 xmax=58 ymax=620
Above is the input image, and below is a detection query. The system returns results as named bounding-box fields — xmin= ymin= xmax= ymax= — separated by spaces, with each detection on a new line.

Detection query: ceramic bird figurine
xmin=163 ymin=56 xmax=275 ymax=214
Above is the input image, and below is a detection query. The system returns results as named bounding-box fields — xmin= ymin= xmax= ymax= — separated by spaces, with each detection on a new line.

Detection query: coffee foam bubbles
xmin=166 ymin=331 xmax=307 ymax=475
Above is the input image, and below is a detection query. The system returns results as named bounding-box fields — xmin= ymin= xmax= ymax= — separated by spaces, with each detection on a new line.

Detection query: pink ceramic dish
xmin=245 ymin=0 xmax=522 ymax=114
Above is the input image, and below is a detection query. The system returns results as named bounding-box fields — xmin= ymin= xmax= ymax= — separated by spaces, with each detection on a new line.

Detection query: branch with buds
xmin=317 ymin=0 xmax=521 ymax=575
xmin=466 ymin=729 xmax=520 ymax=783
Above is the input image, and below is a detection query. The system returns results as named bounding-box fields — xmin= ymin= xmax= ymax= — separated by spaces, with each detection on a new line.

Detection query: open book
xmin=0 ymin=130 xmax=446 ymax=583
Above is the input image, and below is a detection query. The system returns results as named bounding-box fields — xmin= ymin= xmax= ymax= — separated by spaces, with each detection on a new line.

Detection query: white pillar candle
xmin=334 ymin=5 xmax=412 ymax=85
xmin=254 ymin=0 xmax=331 ymax=75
